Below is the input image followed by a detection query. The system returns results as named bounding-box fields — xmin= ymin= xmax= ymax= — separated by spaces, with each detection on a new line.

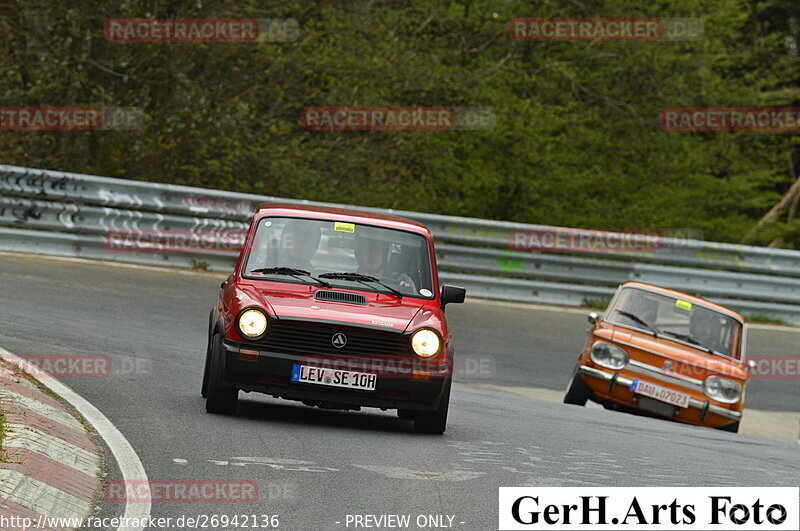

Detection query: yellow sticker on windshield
xmin=334 ymin=222 xmax=355 ymax=233
xmin=675 ymin=300 xmax=693 ymax=311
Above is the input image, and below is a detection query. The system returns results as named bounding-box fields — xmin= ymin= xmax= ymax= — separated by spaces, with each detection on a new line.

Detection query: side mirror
xmin=746 ymin=360 xmax=756 ymax=372
xmin=587 ymin=312 xmax=599 ymax=325
xmin=441 ymin=285 xmax=466 ymax=306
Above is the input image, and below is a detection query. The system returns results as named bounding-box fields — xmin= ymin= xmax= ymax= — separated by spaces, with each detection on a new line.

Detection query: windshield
xmin=242 ymin=216 xmax=434 ymax=298
xmin=606 ymin=287 xmax=742 ymax=359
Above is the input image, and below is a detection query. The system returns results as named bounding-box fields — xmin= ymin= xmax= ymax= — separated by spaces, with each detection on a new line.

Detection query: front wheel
xmin=414 ymin=380 xmax=451 ymax=434
xmin=205 ymin=334 xmax=238 ymax=414
xmin=201 ymin=309 xmax=214 ymax=398
xmin=563 ymin=371 xmax=592 ymax=406
xmin=201 ymin=338 xmax=212 ymax=398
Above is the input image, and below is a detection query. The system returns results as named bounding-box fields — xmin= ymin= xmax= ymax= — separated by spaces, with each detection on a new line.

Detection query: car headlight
xmin=590 ymin=341 xmax=629 ymax=370
xmin=703 ymin=376 xmax=742 ymax=404
xmin=411 ymin=329 xmax=441 ymax=358
xmin=238 ymin=308 xmax=268 ymax=339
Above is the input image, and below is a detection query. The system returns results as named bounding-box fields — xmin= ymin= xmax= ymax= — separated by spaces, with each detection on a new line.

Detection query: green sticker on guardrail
xmin=675 ymin=299 xmax=693 ymax=311
xmin=334 ymin=222 xmax=355 ymax=233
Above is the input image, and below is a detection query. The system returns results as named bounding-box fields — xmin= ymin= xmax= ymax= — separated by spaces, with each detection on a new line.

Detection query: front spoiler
xmin=578 ymin=365 xmax=742 ymax=422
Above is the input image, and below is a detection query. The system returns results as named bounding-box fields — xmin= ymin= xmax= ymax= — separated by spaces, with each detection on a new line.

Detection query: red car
xmin=202 ymin=203 xmax=465 ymax=433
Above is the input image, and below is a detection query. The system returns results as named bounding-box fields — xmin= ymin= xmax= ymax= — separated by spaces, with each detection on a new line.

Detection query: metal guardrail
xmin=1 ymin=164 xmax=799 ymax=324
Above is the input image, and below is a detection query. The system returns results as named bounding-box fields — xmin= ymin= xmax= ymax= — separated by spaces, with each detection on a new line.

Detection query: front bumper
xmin=221 ymin=339 xmax=450 ymax=411
xmin=578 ymin=365 xmax=741 ymax=422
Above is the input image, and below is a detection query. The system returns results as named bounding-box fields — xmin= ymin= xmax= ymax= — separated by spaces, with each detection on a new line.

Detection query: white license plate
xmin=630 ymin=379 xmax=690 ymax=408
xmin=291 ymin=364 xmax=377 ymax=391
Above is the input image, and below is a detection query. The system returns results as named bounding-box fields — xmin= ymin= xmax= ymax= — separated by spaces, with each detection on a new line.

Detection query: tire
xmin=201 ymin=309 xmax=214 ymax=398
xmin=201 ymin=352 xmax=210 ymax=398
xmin=563 ymin=371 xmax=592 ymax=406
xmin=414 ymin=380 xmax=451 ymax=434
xmin=205 ymin=334 xmax=238 ymax=414
xmin=718 ymin=421 xmax=740 ymax=433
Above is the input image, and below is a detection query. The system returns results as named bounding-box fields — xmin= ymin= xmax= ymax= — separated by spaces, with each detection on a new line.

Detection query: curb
xmin=0 ymin=359 xmax=104 ymax=530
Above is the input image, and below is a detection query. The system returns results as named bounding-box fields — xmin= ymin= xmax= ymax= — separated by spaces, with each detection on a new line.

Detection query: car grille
xmin=258 ymin=320 xmax=409 ymax=356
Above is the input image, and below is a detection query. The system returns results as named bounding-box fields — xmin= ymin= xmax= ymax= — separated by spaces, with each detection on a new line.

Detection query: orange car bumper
xmin=577 ymin=365 xmax=741 ymax=428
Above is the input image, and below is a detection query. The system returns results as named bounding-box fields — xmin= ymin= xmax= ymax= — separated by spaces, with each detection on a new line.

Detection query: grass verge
xmin=0 ymin=409 xmax=11 ymax=463
xmin=746 ymin=314 xmax=791 ymax=326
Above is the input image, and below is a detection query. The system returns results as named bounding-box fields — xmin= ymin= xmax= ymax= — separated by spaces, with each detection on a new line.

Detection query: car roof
xmin=254 ymin=203 xmax=431 ymax=236
xmin=618 ymin=281 xmax=745 ymax=323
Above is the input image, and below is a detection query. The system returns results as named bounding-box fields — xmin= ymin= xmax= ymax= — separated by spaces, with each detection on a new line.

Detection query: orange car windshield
xmin=606 ymin=287 xmax=742 ymax=359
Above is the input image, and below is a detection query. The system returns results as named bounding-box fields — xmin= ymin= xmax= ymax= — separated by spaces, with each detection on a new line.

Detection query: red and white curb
xmin=0 ymin=347 xmax=151 ymax=531
xmin=0 ymin=365 xmax=100 ymax=527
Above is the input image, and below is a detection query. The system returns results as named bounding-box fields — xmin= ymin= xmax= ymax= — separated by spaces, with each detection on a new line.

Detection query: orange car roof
xmin=617 ymin=281 xmax=745 ymax=323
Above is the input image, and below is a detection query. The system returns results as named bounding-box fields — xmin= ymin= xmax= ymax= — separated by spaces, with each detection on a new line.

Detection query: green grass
xmin=0 ymin=410 xmax=11 ymax=464
xmin=582 ymin=296 xmax=612 ymax=310
xmin=189 ymin=258 xmax=211 ymax=271
xmin=745 ymin=314 xmax=791 ymax=326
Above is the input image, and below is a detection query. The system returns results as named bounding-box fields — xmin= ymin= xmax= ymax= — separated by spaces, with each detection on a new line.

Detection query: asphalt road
xmin=0 ymin=253 xmax=798 ymax=530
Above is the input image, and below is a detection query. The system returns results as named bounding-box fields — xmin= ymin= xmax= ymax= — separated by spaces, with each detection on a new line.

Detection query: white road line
xmin=0 ymin=346 xmax=150 ymax=531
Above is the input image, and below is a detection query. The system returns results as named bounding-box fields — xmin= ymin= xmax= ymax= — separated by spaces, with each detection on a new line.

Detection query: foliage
xmin=2 ymin=0 xmax=800 ymax=246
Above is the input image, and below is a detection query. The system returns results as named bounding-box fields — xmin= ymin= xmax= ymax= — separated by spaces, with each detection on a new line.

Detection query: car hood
xmin=241 ymin=284 xmax=425 ymax=332
xmin=610 ymin=327 xmax=747 ymax=380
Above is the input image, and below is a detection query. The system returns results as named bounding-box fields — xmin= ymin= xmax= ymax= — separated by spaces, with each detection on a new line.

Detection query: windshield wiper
xmin=250 ymin=267 xmax=331 ymax=288
xmin=319 ymin=272 xmax=403 ymax=299
xmin=615 ymin=310 xmax=659 ymax=337
xmin=659 ymin=330 xmax=724 ymax=356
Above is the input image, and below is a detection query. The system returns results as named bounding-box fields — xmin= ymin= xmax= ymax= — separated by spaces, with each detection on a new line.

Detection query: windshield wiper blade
xmin=251 ymin=267 xmax=331 ymax=288
xmin=319 ymin=272 xmax=403 ymax=299
xmin=659 ymin=330 xmax=696 ymax=343
xmin=616 ymin=310 xmax=659 ymax=337
xmin=659 ymin=331 xmax=722 ymax=355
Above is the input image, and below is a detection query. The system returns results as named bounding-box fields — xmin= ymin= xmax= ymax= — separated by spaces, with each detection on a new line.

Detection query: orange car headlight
xmin=703 ymin=376 xmax=742 ymax=404
xmin=590 ymin=341 xmax=629 ymax=370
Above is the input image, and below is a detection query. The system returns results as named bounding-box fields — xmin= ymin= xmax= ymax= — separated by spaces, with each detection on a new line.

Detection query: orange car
xmin=564 ymin=282 xmax=754 ymax=432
